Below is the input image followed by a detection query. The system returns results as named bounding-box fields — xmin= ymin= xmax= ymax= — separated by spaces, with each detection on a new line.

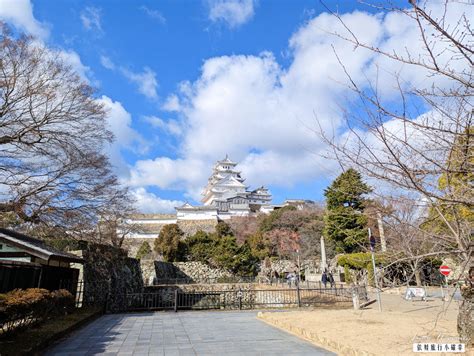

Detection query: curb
xmin=33 ymin=309 xmax=103 ymax=355
xmin=257 ymin=312 xmax=376 ymax=356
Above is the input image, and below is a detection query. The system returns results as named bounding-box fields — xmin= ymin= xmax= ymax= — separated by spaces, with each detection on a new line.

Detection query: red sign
xmin=439 ymin=265 xmax=451 ymax=276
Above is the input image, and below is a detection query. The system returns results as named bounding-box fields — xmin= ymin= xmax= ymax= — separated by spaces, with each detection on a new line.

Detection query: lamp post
xmin=369 ymin=228 xmax=382 ymax=312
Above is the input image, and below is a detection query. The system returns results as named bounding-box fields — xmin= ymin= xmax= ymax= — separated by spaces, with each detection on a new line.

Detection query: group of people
xmin=321 ymin=270 xmax=335 ymax=288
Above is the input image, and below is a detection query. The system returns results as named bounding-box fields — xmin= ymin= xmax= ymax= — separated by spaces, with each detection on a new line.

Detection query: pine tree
xmin=136 ymin=241 xmax=152 ymax=260
xmin=154 ymin=224 xmax=187 ymax=262
xmin=323 ymin=169 xmax=372 ymax=253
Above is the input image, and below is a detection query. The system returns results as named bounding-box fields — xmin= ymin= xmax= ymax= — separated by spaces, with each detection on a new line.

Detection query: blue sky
xmin=1 ymin=0 xmax=451 ymax=212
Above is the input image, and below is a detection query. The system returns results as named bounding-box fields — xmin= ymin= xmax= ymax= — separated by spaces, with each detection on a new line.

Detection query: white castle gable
xmin=179 ymin=155 xmax=272 ymax=218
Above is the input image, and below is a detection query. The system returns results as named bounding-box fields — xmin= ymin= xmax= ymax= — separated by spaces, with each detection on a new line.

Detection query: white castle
xmin=176 ymin=155 xmax=273 ymax=220
xmin=123 ymin=156 xmax=315 ymax=239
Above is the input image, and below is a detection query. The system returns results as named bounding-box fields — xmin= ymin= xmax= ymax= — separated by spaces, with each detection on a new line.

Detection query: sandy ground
xmin=258 ymin=293 xmax=472 ymax=356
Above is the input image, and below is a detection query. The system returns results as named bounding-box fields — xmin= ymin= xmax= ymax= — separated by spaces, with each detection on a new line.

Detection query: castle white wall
xmin=125 ymin=219 xmax=177 ymax=224
xmin=176 ymin=210 xmax=218 ymax=220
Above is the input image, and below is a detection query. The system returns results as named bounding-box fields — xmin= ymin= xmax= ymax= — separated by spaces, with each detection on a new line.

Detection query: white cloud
xmin=121 ymin=67 xmax=158 ymax=100
xmin=100 ymin=56 xmax=159 ymax=100
xmin=127 ymin=2 xmax=470 ymax=204
xmin=58 ymin=49 xmax=94 ymax=84
xmin=208 ymin=0 xmax=255 ymax=28
xmin=129 ymin=158 xmax=207 ymax=192
xmin=0 ymin=0 xmax=49 ymax=38
xmin=97 ymin=96 xmax=147 ymax=176
xmin=0 ymin=1 xmax=94 ymax=84
xmin=162 ymin=94 xmax=181 ymax=111
xmin=132 ymin=188 xmax=184 ymax=213
xmin=80 ymin=6 xmax=103 ymax=34
xmin=140 ymin=6 xmax=166 ymax=25
xmin=100 ymin=55 xmax=116 ymax=70
xmin=143 ymin=116 xmax=183 ymax=136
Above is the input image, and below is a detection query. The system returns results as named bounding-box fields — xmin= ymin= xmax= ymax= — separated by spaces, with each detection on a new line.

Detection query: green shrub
xmin=366 ymin=261 xmax=374 ymax=287
xmin=136 ymin=241 xmax=152 ymax=260
xmin=337 ymin=252 xmax=387 ymax=269
xmin=344 ymin=265 xmax=352 ymax=283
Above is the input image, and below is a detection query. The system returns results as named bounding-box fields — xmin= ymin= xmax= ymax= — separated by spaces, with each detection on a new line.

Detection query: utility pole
xmin=369 ymin=228 xmax=382 ymax=312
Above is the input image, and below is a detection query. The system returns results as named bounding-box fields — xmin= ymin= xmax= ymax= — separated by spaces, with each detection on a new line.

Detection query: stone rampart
xmin=151 ymin=261 xmax=232 ymax=284
xmin=78 ymin=243 xmax=143 ymax=312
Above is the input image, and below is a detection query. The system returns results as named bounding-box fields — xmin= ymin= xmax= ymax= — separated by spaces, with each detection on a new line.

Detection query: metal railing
xmin=123 ymin=286 xmax=357 ymax=312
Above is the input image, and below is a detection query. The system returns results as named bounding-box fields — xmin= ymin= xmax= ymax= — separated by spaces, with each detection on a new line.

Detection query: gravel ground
xmin=258 ymin=293 xmax=470 ymax=356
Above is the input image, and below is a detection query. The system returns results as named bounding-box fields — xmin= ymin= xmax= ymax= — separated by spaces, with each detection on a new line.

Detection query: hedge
xmin=0 ymin=288 xmax=75 ymax=335
xmin=337 ymin=252 xmax=387 ymax=270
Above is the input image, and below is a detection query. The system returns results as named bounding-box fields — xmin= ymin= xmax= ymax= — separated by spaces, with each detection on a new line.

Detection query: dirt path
xmin=258 ymin=293 xmax=471 ymax=356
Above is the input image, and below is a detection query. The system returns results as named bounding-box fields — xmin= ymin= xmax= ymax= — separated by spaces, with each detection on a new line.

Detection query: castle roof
xmin=176 ymin=202 xmax=218 ymax=211
xmin=216 ymin=154 xmax=237 ymax=166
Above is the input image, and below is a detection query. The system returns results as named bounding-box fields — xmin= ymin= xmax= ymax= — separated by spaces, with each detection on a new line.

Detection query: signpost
xmin=439 ymin=265 xmax=451 ymax=276
xmin=439 ymin=265 xmax=451 ymax=301
xmin=368 ymin=228 xmax=382 ymax=312
xmin=405 ymin=287 xmax=426 ymax=301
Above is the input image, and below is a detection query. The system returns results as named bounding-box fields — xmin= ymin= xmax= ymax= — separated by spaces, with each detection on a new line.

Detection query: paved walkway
xmin=48 ymin=311 xmax=334 ymax=355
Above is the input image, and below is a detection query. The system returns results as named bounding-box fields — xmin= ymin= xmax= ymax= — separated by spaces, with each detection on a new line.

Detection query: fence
xmin=123 ymin=286 xmax=360 ymax=312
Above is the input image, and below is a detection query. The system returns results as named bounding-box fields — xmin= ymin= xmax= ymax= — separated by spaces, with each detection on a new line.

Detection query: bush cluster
xmin=154 ymin=222 xmax=260 ymax=276
xmin=0 ymin=288 xmax=75 ymax=335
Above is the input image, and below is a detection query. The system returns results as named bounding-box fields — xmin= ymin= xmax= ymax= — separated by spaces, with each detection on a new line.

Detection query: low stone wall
xmin=142 ymin=283 xmax=350 ymax=310
xmin=145 ymin=283 xmax=254 ymax=307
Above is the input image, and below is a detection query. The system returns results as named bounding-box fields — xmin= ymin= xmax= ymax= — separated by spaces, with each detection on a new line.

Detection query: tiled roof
xmin=0 ymin=228 xmax=83 ymax=263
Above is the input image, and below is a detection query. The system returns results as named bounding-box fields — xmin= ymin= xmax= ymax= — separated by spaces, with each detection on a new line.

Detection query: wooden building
xmin=0 ymin=228 xmax=83 ymax=294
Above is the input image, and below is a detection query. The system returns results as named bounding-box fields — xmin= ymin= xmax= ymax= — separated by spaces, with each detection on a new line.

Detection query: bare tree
xmin=375 ymin=197 xmax=447 ymax=286
xmin=316 ymin=1 xmax=472 ymax=342
xmin=0 ymin=25 xmax=132 ymax=237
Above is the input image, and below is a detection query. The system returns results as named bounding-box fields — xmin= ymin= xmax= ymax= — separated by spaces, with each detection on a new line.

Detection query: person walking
xmin=328 ymin=271 xmax=335 ymax=288
xmin=321 ymin=271 xmax=328 ymax=288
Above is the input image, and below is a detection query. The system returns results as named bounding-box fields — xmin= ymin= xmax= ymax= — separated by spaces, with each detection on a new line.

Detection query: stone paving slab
xmin=48 ymin=311 xmax=334 ymax=355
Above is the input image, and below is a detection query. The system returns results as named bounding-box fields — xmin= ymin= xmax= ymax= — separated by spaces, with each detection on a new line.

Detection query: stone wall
xmin=258 ymin=260 xmax=298 ymax=278
xmin=144 ymin=283 xmax=258 ymax=309
xmin=177 ymin=219 xmax=217 ymax=236
xmin=77 ymin=243 xmax=143 ymax=312
xmin=122 ymin=238 xmax=157 ymax=260
xmin=151 ymin=261 xmax=232 ymax=284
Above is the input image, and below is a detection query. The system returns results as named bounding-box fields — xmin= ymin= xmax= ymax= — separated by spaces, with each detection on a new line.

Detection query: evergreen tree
xmin=154 ymin=224 xmax=187 ymax=262
xmin=211 ymin=234 xmax=239 ymax=270
xmin=136 ymin=241 xmax=152 ymax=260
xmin=186 ymin=230 xmax=215 ymax=262
xmin=233 ymin=242 xmax=260 ymax=276
xmin=215 ymin=221 xmax=233 ymax=237
xmin=323 ymin=169 xmax=372 ymax=253
xmin=246 ymin=231 xmax=272 ymax=260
